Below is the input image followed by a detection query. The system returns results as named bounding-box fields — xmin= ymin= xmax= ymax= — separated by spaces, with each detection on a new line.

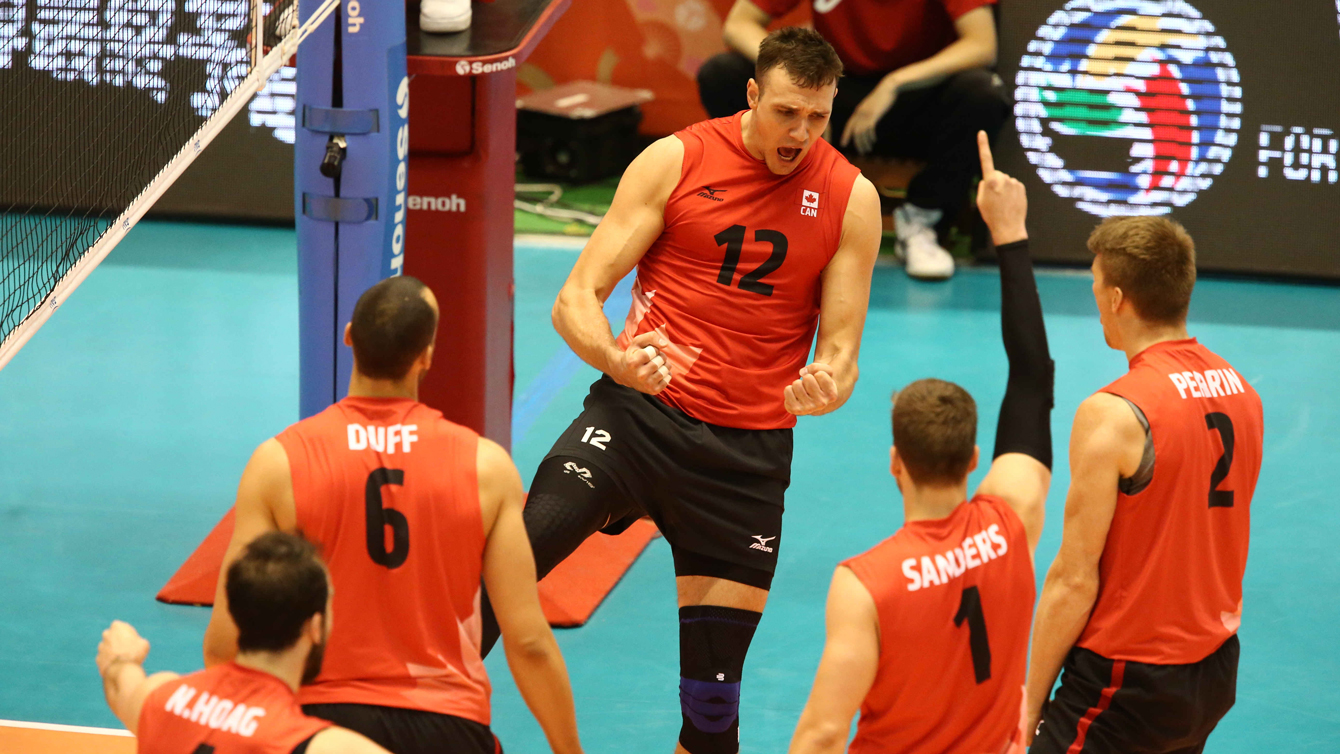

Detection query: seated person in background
xmin=97 ymin=531 xmax=391 ymax=754
xmin=698 ymin=0 xmax=1008 ymax=280
xmin=787 ymin=134 xmax=1051 ymax=754
xmin=203 ymin=277 xmax=584 ymax=754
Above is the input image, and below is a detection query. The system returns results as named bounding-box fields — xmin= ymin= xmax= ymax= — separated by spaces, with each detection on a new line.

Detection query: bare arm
xmin=306 ymin=726 xmax=395 ymax=754
xmin=784 ymin=176 xmax=881 ymax=417
xmin=887 ymin=7 xmax=997 ymax=94
xmin=1023 ymin=393 xmax=1144 ymax=741
xmin=787 ymin=567 xmax=880 ymax=754
xmin=477 ymin=439 xmax=583 ymax=754
xmin=96 ymin=621 xmax=178 ymax=735
xmin=721 ymin=0 xmax=772 ymax=61
xmin=203 ymin=438 xmax=293 ymax=666
xmin=552 ymin=136 xmax=683 ymax=396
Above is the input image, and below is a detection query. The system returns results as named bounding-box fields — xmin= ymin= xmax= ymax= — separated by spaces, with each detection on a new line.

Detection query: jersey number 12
xmin=714 ymin=225 xmax=788 ymax=296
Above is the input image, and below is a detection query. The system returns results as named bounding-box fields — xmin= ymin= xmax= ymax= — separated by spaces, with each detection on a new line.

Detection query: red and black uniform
xmin=845 ymin=495 xmax=1033 ymax=754
xmin=137 ymin=663 xmax=330 ymax=754
xmin=1034 ymin=339 xmax=1263 ymax=754
xmin=525 ymin=112 xmax=861 ymax=593
xmin=275 ymin=397 xmax=501 ymax=754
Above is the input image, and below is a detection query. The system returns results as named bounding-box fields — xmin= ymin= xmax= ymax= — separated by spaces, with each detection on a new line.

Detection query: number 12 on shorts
xmin=581 ymin=427 xmax=610 ymax=450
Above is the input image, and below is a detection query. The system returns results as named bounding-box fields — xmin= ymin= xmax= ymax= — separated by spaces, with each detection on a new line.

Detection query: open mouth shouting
xmin=777 ymin=146 xmax=802 ymax=163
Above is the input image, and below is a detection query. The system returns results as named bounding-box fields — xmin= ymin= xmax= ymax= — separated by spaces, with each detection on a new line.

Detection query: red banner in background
xmin=518 ymin=0 xmax=810 ymax=136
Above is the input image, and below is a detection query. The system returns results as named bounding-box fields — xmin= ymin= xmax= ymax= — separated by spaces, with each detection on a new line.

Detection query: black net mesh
xmin=0 ymin=0 xmax=268 ymax=354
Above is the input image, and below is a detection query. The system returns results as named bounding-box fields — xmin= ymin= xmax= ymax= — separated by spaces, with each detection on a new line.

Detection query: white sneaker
xmin=420 ymin=0 xmax=471 ymax=33
xmin=895 ymin=203 xmax=955 ymax=280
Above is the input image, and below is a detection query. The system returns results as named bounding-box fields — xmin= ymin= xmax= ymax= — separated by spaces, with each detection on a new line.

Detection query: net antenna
xmin=0 ymin=0 xmax=339 ymax=371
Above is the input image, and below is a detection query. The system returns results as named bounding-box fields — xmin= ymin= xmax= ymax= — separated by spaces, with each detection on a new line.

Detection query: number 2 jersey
xmin=615 ymin=111 xmax=862 ymax=430
xmin=1081 ymin=338 xmax=1263 ymax=665
xmin=842 ymin=495 xmax=1034 ymax=754
xmin=137 ymin=662 xmax=331 ymax=754
xmin=274 ymin=396 xmax=492 ymax=725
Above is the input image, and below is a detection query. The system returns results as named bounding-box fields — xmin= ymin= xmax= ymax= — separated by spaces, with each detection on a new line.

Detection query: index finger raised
xmin=977 ymin=130 xmax=995 ymax=176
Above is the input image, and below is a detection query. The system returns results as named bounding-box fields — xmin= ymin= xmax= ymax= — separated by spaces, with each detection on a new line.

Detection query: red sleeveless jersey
xmin=276 ymin=397 xmax=491 ymax=724
xmin=137 ymin=663 xmax=330 ymax=754
xmin=615 ymin=112 xmax=862 ymax=429
xmin=844 ymin=496 xmax=1034 ymax=754
xmin=1080 ymin=338 xmax=1263 ymax=664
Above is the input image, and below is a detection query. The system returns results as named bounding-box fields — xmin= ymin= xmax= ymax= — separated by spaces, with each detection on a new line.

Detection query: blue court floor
xmin=1 ymin=222 xmax=1338 ymax=752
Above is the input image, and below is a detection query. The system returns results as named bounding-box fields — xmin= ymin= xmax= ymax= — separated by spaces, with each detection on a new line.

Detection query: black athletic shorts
xmin=1032 ymin=635 xmax=1239 ymax=754
xmin=302 ymin=703 xmax=501 ymax=754
xmin=545 ymin=375 xmax=793 ymax=585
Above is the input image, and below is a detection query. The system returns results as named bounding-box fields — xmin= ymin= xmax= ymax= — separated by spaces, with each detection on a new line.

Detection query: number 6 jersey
xmin=842 ymin=495 xmax=1034 ymax=754
xmin=275 ymin=396 xmax=491 ymax=726
xmin=615 ymin=111 xmax=862 ymax=430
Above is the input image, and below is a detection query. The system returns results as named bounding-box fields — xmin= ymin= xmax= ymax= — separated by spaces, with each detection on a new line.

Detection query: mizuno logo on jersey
xmin=698 ymin=186 xmax=727 ymax=202
xmin=749 ymin=535 xmax=776 ymax=553
xmin=901 ymin=524 xmax=1009 ymax=591
xmin=1168 ymin=368 xmax=1246 ymax=399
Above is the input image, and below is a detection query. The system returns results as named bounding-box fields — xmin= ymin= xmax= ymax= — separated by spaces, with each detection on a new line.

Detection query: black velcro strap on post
xmin=302 ymin=106 xmax=380 ymax=134
xmin=302 ymin=194 xmax=378 ymax=223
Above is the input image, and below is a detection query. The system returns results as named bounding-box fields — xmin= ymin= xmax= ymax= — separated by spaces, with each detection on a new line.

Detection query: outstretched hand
xmin=975 ymin=131 xmax=1028 ymax=245
xmin=784 ymin=362 xmax=841 ymax=416
xmin=97 ymin=620 xmax=149 ymax=675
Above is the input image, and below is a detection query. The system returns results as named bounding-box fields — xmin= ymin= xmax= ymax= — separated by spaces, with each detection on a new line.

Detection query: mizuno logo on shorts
xmin=749 ymin=535 xmax=775 ymax=553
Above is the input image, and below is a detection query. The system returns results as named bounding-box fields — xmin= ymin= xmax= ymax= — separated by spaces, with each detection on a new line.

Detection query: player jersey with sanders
xmin=616 ymin=111 xmax=861 ymax=430
xmin=274 ymin=397 xmax=492 ymax=725
xmin=138 ymin=662 xmax=331 ymax=754
xmin=1084 ymin=338 xmax=1263 ymax=665
xmin=843 ymin=495 xmax=1033 ymax=754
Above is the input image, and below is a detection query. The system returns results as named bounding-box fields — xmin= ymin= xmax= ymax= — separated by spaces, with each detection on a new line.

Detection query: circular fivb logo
xmin=1015 ymin=0 xmax=1243 ymax=217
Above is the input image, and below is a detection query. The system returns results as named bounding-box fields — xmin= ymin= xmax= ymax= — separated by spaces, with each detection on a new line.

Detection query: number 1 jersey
xmin=616 ymin=111 xmax=862 ymax=430
xmin=275 ymin=396 xmax=491 ymax=725
xmin=843 ymin=495 xmax=1034 ymax=754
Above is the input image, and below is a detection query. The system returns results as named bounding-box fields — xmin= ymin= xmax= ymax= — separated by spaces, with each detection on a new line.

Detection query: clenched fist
xmin=97 ymin=620 xmax=149 ymax=674
xmin=784 ymin=362 xmax=840 ymax=416
xmin=610 ymin=331 xmax=673 ymax=396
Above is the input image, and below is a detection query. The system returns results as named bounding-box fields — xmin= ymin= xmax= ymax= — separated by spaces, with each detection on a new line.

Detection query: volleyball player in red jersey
xmin=476 ymin=27 xmax=881 ymax=754
xmin=787 ymin=133 xmax=1051 ymax=754
xmin=202 ymin=278 xmax=584 ymax=754
xmin=98 ymin=532 xmax=390 ymax=754
xmin=1025 ymin=218 xmax=1264 ymax=753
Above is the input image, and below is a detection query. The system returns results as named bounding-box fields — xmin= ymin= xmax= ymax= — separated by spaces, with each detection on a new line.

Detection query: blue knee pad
xmin=678 ymin=606 xmax=761 ymax=754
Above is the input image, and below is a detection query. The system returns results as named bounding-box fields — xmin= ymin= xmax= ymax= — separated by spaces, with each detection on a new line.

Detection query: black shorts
xmin=1032 ymin=636 xmax=1239 ymax=754
xmin=302 ymin=703 xmax=501 ymax=754
xmin=545 ymin=376 xmax=793 ymax=586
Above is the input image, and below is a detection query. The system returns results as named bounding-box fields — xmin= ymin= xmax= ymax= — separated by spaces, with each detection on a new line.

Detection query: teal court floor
xmin=1 ymin=221 xmax=1338 ymax=752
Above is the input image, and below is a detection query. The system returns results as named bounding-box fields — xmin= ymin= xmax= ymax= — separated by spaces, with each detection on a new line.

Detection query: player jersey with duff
xmin=137 ymin=662 xmax=331 ymax=754
xmin=615 ymin=111 xmax=862 ymax=430
xmin=1082 ymin=338 xmax=1263 ymax=665
xmin=843 ymin=495 xmax=1033 ymax=754
xmin=274 ymin=397 xmax=491 ymax=725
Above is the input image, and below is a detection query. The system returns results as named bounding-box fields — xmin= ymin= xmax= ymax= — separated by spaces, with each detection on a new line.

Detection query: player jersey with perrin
xmin=1081 ymin=338 xmax=1263 ymax=665
xmin=137 ymin=662 xmax=332 ymax=754
xmin=615 ymin=111 xmax=861 ymax=430
xmin=274 ymin=397 xmax=491 ymax=725
xmin=842 ymin=495 xmax=1033 ymax=754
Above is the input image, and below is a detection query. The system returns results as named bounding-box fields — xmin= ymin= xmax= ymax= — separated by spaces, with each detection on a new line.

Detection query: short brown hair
xmin=891 ymin=379 xmax=977 ymax=486
xmin=1087 ymin=216 xmax=1196 ymax=324
xmin=755 ymin=27 xmax=843 ymax=92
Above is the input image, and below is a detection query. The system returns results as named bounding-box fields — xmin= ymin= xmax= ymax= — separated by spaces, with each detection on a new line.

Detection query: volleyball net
xmin=0 ymin=0 xmax=337 ymax=371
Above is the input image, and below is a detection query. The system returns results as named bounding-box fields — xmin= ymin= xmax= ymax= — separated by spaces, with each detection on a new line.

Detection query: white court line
xmin=0 ymin=719 xmax=133 ymax=737
xmin=514 ymin=234 xmax=589 ymax=250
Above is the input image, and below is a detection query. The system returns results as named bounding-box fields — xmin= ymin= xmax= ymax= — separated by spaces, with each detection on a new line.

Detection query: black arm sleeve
xmin=992 ymin=239 xmax=1055 ymax=470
